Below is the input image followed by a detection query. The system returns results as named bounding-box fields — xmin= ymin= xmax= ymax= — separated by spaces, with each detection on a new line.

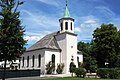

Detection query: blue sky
xmin=19 ymin=0 xmax=120 ymax=48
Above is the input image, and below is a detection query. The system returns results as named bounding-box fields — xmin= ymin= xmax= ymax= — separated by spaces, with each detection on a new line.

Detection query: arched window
xmin=32 ymin=55 xmax=35 ymax=67
xmin=71 ymin=22 xmax=72 ymax=30
xmin=51 ymin=54 xmax=55 ymax=64
xmin=77 ymin=57 xmax=79 ymax=62
xmin=27 ymin=56 xmax=29 ymax=67
xmin=65 ymin=22 xmax=68 ymax=30
xmin=22 ymin=57 xmax=24 ymax=67
xmin=38 ymin=54 xmax=41 ymax=67
xmin=61 ymin=22 xmax=63 ymax=31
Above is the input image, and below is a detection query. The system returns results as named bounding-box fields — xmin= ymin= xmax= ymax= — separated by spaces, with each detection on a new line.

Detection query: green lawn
xmin=37 ymin=77 xmax=119 ymax=80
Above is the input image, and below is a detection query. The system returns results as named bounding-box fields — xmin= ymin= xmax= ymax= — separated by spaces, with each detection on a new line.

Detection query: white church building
xmin=20 ymin=3 xmax=83 ymax=75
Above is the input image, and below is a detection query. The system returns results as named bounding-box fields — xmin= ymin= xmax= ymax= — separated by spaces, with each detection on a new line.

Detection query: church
xmin=20 ymin=2 xmax=83 ymax=75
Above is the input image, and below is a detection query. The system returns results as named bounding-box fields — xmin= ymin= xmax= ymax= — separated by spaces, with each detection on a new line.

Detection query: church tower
xmin=59 ymin=2 xmax=75 ymax=33
xmin=56 ymin=1 xmax=77 ymax=74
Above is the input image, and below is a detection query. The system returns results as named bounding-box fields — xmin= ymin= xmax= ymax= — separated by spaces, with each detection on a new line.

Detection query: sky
xmin=19 ymin=0 xmax=120 ymax=48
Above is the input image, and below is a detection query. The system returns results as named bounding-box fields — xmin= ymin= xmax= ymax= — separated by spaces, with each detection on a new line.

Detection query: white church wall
xmin=45 ymin=50 xmax=60 ymax=74
xmin=56 ymin=33 xmax=77 ymax=74
xmin=20 ymin=49 xmax=45 ymax=73
xmin=77 ymin=54 xmax=83 ymax=63
xmin=66 ymin=34 xmax=77 ymax=74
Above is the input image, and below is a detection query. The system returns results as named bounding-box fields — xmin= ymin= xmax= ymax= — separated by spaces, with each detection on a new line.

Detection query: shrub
xmin=109 ymin=69 xmax=119 ymax=79
xmin=97 ymin=68 xmax=109 ymax=78
xmin=69 ymin=62 xmax=76 ymax=73
xmin=69 ymin=62 xmax=76 ymax=77
xmin=46 ymin=61 xmax=55 ymax=74
xmin=118 ymin=70 xmax=120 ymax=79
xmin=56 ymin=63 xmax=64 ymax=74
xmin=97 ymin=68 xmax=119 ymax=79
xmin=75 ymin=68 xmax=86 ymax=78
xmin=89 ymin=65 xmax=97 ymax=73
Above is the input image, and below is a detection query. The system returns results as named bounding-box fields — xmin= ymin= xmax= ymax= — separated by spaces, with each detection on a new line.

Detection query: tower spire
xmin=63 ymin=0 xmax=70 ymax=18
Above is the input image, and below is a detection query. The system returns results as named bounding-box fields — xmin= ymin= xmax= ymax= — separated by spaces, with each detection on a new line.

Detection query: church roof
xmin=27 ymin=32 xmax=60 ymax=51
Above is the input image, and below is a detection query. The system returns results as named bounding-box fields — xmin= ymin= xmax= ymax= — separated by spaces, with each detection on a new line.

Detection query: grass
xmin=37 ymin=77 xmax=120 ymax=80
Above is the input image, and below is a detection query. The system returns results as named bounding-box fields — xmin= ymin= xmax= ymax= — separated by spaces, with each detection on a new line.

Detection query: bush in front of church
xmin=75 ymin=68 xmax=86 ymax=78
xmin=56 ymin=63 xmax=64 ymax=74
xmin=46 ymin=61 xmax=55 ymax=74
xmin=69 ymin=62 xmax=76 ymax=73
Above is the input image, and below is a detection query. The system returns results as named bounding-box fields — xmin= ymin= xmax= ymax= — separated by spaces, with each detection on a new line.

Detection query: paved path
xmin=3 ymin=74 xmax=71 ymax=80
xmin=5 ymin=76 xmax=49 ymax=80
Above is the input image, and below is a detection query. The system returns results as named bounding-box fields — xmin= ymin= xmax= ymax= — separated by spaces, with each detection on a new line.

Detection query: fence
xmin=0 ymin=69 xmax=41 ymax=78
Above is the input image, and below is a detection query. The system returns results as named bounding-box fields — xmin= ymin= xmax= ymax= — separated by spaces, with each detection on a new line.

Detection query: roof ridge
xmin=44 ymin=36 xmax=54 ymax=48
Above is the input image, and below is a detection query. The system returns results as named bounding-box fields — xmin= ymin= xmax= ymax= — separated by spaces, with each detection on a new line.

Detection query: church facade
xmin=20 ymin=3 xmax=83 ymax=75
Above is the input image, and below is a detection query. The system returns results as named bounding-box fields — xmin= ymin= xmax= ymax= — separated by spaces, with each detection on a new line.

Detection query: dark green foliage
xmin=75 ymin=68 xmax=86 ymax=78
xmin=69 ymin=62 xmax=76 ymax=73
xmin=77 ymin=42 xmax=97 ymax=72
xmin=0 ymin=0 xmax=26 ymax=61
xmin=118 ymin=70 xmax=120 ymax=79
xmin=46 ymin=61 xmax=55 ymax=74
xmin=97 ymin=68 xmax=119 ymax=79
xmin=92 ymin=24 xmax=120 ymax=68
xmin=69 ymin=62 xmax=76 ymax=77
xmin=56 ymin=63 xmax=64 ymax=74
xmin=97 ymin=68 xmax=109 ymax=78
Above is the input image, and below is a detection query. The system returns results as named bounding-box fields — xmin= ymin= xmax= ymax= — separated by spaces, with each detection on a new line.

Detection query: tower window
xmin=71 ymin=22 xmax=72 ymax=30
xmin=65 ymin=22 xmax=68 ymax=30
xmin=61 ymin=22 xmax=63 ymax=31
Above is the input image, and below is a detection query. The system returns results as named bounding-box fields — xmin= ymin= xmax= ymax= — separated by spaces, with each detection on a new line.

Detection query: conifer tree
xmin=0 ymin=0 xmax=26 ymax=80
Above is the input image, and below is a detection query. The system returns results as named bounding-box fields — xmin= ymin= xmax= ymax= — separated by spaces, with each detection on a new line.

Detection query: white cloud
xmin=84 ymin=19 xmax=96 ymax=24
xmin=77 ymin=16 xmax=100 ymax=42
xmin=90 ymin=6 xmax=115 ymax=22
xmin=75 ymin=27 xmax=81 ymax=32
xmin=109 ymin=18 xmax=120 ymax=29
xmin=21 ymin=9 xmax=58 ymax=30
xmin=24 ymin=31 xmax=52 ymax=48
xmin=36 ymin=0 xmax=59 ymax=7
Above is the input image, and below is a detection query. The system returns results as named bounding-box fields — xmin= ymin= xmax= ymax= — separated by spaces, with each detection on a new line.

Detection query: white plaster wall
xmin=77 ymin=54 xmax=83 ymax=63
xmin=66 ymin=34 xmax=77 ymax=74
xmin=45 ymin=50 xmax=60 ymax=74
xmin=56 ymin=33 xmax=77 ymax=74
xmin=20 ymin=49 xmax=45 ymax=75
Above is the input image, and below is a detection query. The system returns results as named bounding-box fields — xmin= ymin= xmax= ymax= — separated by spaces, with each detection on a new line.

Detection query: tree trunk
xmin=2 ymin=60 xmax=7 ymax=80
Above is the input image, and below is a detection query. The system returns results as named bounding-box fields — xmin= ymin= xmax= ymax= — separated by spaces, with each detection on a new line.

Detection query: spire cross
xmin=66 ymin=0 xmax=68 ymax=6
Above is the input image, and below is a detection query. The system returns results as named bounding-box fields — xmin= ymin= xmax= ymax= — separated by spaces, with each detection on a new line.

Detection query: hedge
xmin=97 ymin=68 xmax=119 ymax=79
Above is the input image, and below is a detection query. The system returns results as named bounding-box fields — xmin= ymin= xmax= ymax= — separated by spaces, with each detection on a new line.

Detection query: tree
xmin=77 ymin=42 xmax=97 ymax=72
xmin=0 ymin=0 xmax=26 ymax=80
xmin=92 ymin=24 xmax=119 ymax=68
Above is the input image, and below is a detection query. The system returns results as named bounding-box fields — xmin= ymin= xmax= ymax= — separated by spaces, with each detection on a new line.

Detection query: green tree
xmin=0 ymin=0 xmax=26 ymax=80
xmin=77 ymin=42 xmax=97 ymax=72
xmin=92 ymin=24 xmax=118 ymax=68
